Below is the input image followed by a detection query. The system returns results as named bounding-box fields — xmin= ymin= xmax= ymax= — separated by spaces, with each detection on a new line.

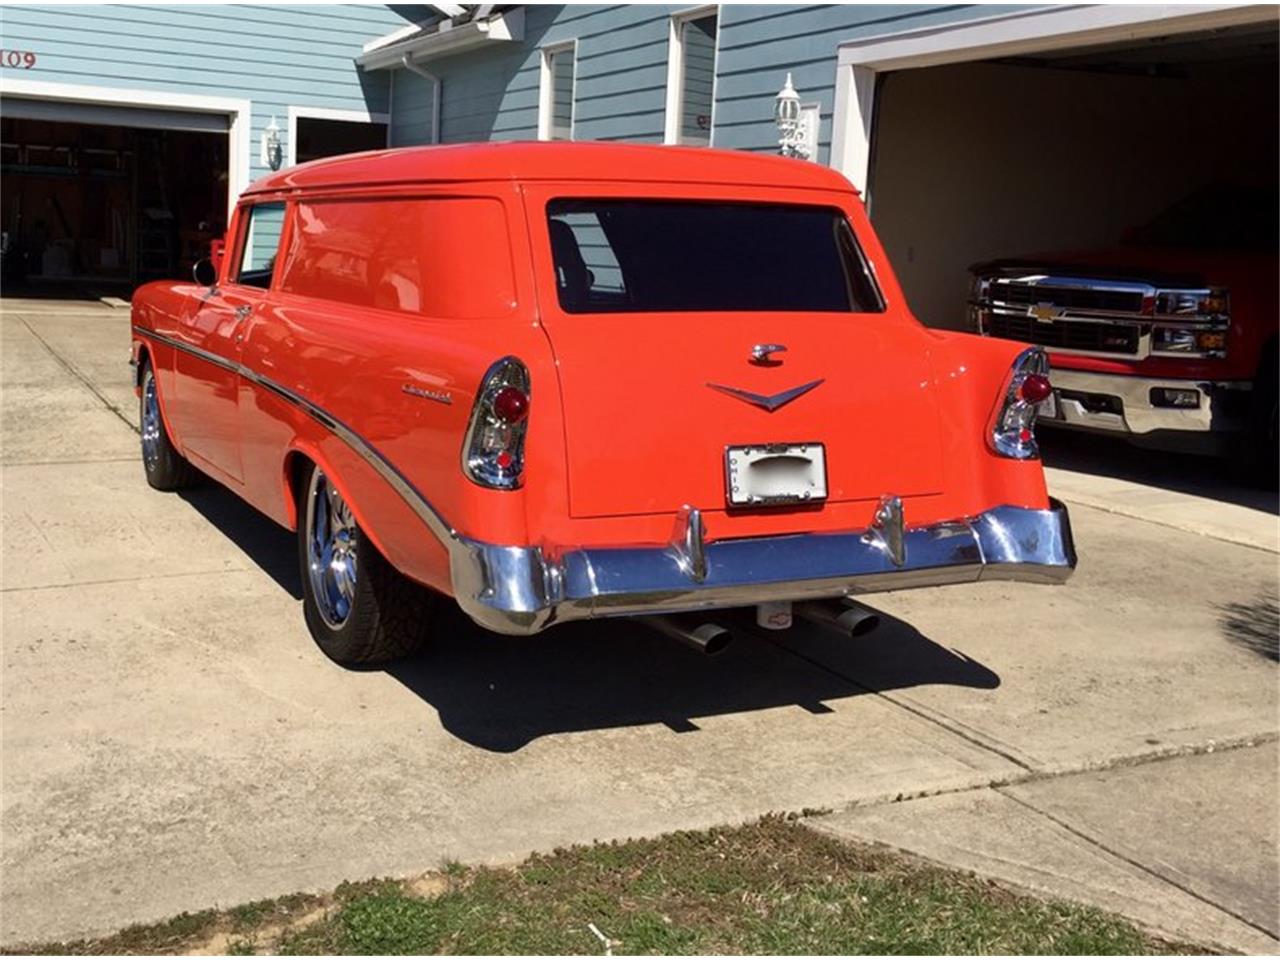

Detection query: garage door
xmin=0 ymin=97 xmax=229 ymax=134
xmin=869 ymin=21 xmax=1278 ymax=334
xmin=1 ymin=99 xmax=231 ymax=289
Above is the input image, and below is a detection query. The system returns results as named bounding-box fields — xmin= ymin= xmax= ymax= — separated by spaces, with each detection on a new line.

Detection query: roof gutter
xmin=401 ymin=55 xmax=441 ymax=145
xmin=356 ymin=7 xmax=524 ymax=70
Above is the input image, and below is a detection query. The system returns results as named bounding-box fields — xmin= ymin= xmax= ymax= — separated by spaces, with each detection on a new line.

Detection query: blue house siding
xmin=389 ymin=4 xmax=686 ymax=148
xmin=383 ymin=4 xmax=1046 ymax=166
xmin=1 ymin=3 xmax=421 ymax=184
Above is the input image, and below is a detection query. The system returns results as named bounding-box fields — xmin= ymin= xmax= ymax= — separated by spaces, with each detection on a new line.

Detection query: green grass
xmin=7 ymin=817 xmax=1196 ymax=956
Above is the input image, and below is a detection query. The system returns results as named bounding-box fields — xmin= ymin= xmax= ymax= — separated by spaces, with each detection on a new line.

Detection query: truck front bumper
xmin=449 ymin=499 xmax=1076 ymax=636
xmin=1045 ymin=369 xmax=1250 ymax=446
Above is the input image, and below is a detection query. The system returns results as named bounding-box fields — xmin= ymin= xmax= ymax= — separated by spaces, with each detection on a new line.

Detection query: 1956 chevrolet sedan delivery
xmin=130 ymin=142 xmax=1075 ymax=664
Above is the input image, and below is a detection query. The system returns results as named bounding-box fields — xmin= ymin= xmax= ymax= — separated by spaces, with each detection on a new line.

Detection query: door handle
xmin=234 ymin=305 xmax=252 ymax=321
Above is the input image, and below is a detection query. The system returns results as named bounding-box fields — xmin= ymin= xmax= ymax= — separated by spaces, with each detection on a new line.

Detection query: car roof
xmin=244 ymin=141 xmax=856 ymax=196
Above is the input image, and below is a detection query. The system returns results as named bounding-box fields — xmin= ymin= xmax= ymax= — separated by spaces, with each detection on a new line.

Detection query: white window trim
xmin=0 ymin=77 xmax=250 ymax=219
xmin=537 ymin=39 xmax=578 ymax=141
xmin=663 ymin=4 xmax=719 ymax=146
xmin=830 ymin=3 xmax=1274 ymax=202
xmin=285 ymin=105 xmax=391 ymax=167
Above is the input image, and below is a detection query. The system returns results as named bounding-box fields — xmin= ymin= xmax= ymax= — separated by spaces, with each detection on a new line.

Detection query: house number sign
xmin=0 ymin=49 xmax=38 ymax=69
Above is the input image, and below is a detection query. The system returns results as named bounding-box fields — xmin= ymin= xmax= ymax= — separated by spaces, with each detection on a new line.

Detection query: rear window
xmin=547 ymin=199 xmax=884 ymax=314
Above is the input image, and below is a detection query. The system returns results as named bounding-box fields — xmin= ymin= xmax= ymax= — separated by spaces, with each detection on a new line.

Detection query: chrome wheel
xmin=305 ymin=467 xmax=358 ymax=629
xmin=141 ymin=369 xmax=162 ymax=471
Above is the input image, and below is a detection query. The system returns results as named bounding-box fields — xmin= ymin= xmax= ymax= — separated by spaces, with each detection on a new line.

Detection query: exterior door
xmin=175 ymin=201 xmax=286 ymax=482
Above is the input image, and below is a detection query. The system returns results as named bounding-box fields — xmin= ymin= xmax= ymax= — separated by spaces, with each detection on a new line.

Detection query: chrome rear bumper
xmin=449 ymin=499 xmax=1076 ymax=636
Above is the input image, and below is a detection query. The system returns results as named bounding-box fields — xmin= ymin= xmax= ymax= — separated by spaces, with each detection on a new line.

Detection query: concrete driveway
xmin=2 ymin=299 xmax=1276 ymax=951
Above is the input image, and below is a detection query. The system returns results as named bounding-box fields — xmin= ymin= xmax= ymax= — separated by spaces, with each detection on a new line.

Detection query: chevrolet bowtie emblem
xmin=706 ymin=378 xmax=824 ymax=412
xmin=1029 ymin=303 xmax=1064 ymax=323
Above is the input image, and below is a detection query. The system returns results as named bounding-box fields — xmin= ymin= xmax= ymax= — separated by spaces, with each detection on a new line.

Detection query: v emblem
xmin=706 ymin=379 xmax=824 ymax=412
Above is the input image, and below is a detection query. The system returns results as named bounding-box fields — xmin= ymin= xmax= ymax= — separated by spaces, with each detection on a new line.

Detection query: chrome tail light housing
xmin=462 ymin=356 xmax=530 ymax=489
xmin=989 ymin=347 xmax=1051 ymax=460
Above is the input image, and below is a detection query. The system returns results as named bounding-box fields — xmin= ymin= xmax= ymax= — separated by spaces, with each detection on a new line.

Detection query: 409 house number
xmin=1 ymin=49 xmax=38 ymax=69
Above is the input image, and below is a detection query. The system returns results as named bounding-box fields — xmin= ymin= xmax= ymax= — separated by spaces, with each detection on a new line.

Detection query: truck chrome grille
xmin=984 ymin=313 xmax=1141 ymax=356
xmin=992 ymin=282 xmax=1145 ymax=315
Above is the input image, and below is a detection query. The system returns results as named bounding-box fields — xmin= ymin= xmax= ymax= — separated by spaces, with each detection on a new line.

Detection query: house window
xmin=539 ymin=42 xmax=576 ymax=141
xmin=665 ymin=8 xmax=718 ymax=146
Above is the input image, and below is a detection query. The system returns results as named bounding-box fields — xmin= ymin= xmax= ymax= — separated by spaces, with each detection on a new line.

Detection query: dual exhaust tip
xmin=645 ymin=598 xmax=881 ymax=656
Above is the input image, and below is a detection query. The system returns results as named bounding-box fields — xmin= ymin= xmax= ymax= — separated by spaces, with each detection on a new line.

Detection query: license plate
xmin=726 ymin=443 xmax=827 ymax=506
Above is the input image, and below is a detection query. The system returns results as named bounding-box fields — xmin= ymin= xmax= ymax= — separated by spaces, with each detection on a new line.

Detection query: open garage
xmin=868 ymin=19 xmax=1278 ymax=333
xmin=0 ymin=102 xmax=233 ymax=292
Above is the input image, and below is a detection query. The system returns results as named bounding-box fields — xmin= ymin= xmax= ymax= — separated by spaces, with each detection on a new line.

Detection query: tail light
xmin=463 ymin=356 xmax=530 ymax=489
xmin=989 ymin=347 xmax=1050 ymax=460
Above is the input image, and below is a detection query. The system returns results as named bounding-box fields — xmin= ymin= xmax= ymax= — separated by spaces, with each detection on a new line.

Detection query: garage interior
xmin=0 ymin=110 xmax=229 ymax=294
xmin=870 ymin=21 xmax=1279 ymax=332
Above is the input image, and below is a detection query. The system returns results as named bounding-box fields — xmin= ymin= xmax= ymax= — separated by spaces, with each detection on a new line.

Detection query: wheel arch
xmin=280 ymin=442 xmax=399 ymax=569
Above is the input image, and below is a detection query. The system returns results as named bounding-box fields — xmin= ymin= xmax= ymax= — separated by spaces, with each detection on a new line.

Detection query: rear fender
xmin=926 ymin=330 xmax=1051 ymax=511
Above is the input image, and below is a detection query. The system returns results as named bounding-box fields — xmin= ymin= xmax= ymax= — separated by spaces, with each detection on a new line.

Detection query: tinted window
xmin=547 ymin=200 xmax=883 ymax=314
xmin=236 ymin=202 xmax=286 ymax=288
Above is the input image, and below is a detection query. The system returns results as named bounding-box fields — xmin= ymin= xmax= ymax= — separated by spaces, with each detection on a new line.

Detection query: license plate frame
xmin=725 ymin=442 xmax=828 ymax=507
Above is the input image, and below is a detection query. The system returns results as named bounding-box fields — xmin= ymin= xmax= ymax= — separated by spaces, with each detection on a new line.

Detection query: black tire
xmin=139 ymin=358 xmax=199 ymax=491
xmin=1246 ymin=348 xmax=1279 ymax=488
xmin=296 ymin=461 xmax=434 ymax=664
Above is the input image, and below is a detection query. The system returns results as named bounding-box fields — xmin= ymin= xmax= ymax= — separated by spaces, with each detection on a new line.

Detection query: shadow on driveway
xmin=177 ymin=478 xmax=1001 ymax=752
xmin=1217 ymin=594 xmax=1280 ymax=663
xmin=1040 ymin=430 xmax=1277 ymax=515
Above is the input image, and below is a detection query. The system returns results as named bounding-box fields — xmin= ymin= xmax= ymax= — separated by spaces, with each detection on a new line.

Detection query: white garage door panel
xmin=0 ymin=96 xmax=229 ymax=134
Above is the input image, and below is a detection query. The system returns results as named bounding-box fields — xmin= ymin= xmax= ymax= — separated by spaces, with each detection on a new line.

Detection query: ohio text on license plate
xmin=725 ymin=443 xmax=828 ymax=506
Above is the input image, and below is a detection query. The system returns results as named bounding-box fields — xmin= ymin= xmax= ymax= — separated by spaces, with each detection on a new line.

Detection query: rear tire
xmin=139 ymin=359 xmax=199 ymax=491
xmin=297 ymin=461 xmax=434 ymax=664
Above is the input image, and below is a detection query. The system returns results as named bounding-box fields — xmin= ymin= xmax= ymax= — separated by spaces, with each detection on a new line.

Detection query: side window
xmin=236 ymin=202 xmax=287 ymax=289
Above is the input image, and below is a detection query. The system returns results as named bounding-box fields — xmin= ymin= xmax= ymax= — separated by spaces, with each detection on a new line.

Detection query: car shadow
xmin=385 ymin=603 xmax=999 ymax=753
xmin=178 ymin=482 xmax=303 ymax=600
xmin=174 ymin=481 xmax=1001 ymax=753
xmin=1039 ymin=429 xmax=1278 ymax=514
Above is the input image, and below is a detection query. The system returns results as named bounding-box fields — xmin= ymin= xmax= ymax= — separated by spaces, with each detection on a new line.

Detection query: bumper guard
xmin=450 ymin=498 xmax=1076 ymax=636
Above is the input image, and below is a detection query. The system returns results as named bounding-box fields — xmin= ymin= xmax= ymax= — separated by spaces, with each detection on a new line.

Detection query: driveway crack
xmin=20 ymin=318 xmax=138 ymax=435
xmin=996 ymin=785 xmax=1279 ymax=941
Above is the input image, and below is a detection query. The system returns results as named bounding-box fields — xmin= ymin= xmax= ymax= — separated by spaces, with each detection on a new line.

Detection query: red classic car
xmin=131 ymin=143 xmax=1075 ymax=665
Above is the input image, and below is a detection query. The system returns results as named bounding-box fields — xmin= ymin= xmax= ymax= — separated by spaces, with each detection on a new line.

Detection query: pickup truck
xmin=969 ymin=186 xmax=1278 ymax=480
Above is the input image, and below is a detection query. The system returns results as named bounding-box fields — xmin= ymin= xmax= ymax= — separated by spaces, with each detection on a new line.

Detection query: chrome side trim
xmin=132 ymin=325 xmax=460 ymax=549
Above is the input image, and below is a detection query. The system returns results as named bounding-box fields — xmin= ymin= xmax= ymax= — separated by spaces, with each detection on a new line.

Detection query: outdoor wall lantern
xmin=774 ymin=72 xmax=817 ymax=161
xmin=261 ymin=116 xmax=283 ymax=171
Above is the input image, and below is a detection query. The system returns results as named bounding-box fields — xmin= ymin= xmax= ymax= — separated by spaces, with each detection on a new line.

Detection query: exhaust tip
xmin=645 ymin=616 xmax=736 ymax=656
xmin=848 ymin=612 xmax=880 ymax=637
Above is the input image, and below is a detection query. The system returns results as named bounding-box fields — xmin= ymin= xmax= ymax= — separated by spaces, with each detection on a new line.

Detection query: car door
xmin=174 ymin=201 xmax=287 ymax=483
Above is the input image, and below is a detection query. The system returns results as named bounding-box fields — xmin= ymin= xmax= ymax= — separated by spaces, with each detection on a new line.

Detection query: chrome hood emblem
xmin=706 ymin=378 xmax=824 ymax=412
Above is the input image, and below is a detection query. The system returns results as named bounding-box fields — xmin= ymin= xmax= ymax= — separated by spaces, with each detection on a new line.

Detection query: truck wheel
xmin=139 ymin=359 xmax=199 ymax=491
xmin=297 ymin=462 xmax=433 ymax=664
xmin=1247 ymin=352 xmax=1279 ymax=488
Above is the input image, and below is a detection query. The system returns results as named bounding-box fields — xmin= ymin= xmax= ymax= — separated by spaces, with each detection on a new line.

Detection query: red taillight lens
xmin=1018 ymin=374 xmax=1052 ymax=405
xmin=491 ymin=386 xmax=529 ymax=424
xmin=988 ymin=348 xmax=1049 ymax=460
xmin=462 ymin=357 xmax=531 ymax=490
